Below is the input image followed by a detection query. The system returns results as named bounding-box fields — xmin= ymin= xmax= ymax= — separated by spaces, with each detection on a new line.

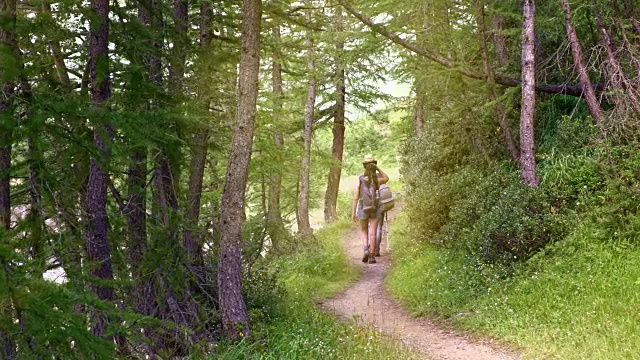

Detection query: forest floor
xmin=319 ymin=209 xmax=524 ymax=360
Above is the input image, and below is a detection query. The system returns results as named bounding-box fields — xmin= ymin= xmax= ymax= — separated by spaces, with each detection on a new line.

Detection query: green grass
xmin=387 ymin=214 xmax=640 ymax=359
xmin=215 ymin=219 xmax=417 ymax=359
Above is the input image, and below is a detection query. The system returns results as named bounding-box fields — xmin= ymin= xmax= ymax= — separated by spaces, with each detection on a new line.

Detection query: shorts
xmin=357 ymin=200 xmax=382 ymax=221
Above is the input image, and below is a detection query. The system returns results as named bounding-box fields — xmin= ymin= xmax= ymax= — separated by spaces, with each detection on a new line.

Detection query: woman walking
xmin=352 ymin=155 xmax=389 ymax=264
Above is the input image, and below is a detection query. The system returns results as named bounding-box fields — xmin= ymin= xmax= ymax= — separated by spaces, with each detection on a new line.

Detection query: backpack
xmin=378 ymin=184 xmax=395 ymax=212
xmin=359 ymin=176 xmax=377 ymax=213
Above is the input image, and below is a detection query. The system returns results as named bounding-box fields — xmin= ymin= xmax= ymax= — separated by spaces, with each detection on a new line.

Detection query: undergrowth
xmin=215 ymin=219 xmax=416 ymax=359
xmin=389 ymin=137 xmax=640 ymax=359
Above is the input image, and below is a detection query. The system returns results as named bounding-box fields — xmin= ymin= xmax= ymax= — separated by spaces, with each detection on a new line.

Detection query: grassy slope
xmin=387 ymin=214 xmax=640 ymax=359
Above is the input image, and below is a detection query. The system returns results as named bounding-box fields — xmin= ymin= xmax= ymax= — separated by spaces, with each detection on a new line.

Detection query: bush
xmin=470 ymin=182 xmax=564 ymax=264
xmin=243 ymin=264 xmax=286 ymax=323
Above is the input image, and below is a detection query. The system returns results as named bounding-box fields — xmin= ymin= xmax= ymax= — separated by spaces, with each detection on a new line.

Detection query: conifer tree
xmin=520 ymin=0 xmax=539 ymax=187
xmin=85 ymin=0 xmax=116 ymax=338
xmin=218 ymin=0 xmax=261 ymax=339
xmin=297 ymin=3 xmax=316 ymax=237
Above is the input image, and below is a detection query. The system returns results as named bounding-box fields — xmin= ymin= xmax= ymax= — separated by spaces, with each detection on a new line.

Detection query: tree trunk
xmin=154 ymin=0 xmax=186 ymax=237
xmin=324 ymin=7 xmax=346 ymax=225
xmin=0 ymin=0 xmax=16 ymax=355
xmin=86 ymin=0 xmax=116 ymax=338
xmin=561 ymin=0 xmax=604 ymax=124
xmin=24 ymin=87 xmax=45 ymax=274
xmin=477 ymin=2 xmax=520 ymax=164
xmin=42 ymin=1 xmax=72 ymax=93
xmin=297 ymin=6 xmax=315 ymax=237
xmin=218 ymin=0 xmax=261 ymax=339
xmin=0 ymin=104 xmax=11 ymax=232
xmin=492 ymin=15 xmax=509 ymax=67
xmin=266 ymin=24 xmax=288 ymax=251
xmin=593 ymin=4 xmax=640 ymax=114
xmin=414 ymin=81 xmax=426 ymax=137
xmin=0 ymin=0 xmax=17 ymax=232
xmin=127 ymin=0 xmax=159 ymax=325
xmin=184 ymin=0 xmax=212 ymax=267
xmin=520 ymin=0 xmax=540 ymax=187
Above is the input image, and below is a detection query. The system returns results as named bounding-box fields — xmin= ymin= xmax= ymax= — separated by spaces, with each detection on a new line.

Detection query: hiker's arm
xmin=352 ymin=180 xmax=359 ymax=221
xmin=376 ymin=166 xmax=390 ymax=184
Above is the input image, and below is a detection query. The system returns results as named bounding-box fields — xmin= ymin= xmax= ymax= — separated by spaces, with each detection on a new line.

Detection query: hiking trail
xmin=319 ymin=209 xmax=523 ymax=360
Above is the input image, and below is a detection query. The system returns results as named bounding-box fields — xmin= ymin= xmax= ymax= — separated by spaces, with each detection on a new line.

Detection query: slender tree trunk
xmin=184 ymin=0 xmax=212 ymax=267
xmin=492 ymin=15 xmax=509 ymax=67
xmin=414 ymin=81 xmax=426 ymax=137
xmin=0 ymin=101 xmax=11 ymax=232
xmin=593 ymin=4 xmax=640 ymax=114
xmin=561 ymin=0 xmax=604 ymax=124
xmin=520 ymin=0 xmax=540 ymax=187
xmin=128 ymin=1 xmax=158 ymax=327
xmin=169 ymin=0 xmax=188 ymax=97
xmin=42 ymin=1 xmax=72 ymax=93
xmin=86 ymin=0 xmax=116 ymax=338
xmin=154 ymin=0 xmax=186 ymax=241
xmin=324 ymin=8 xmax=346 ymax=225
xmin=297 ymin=6 xmax=315 ymax=237
xmin=266 ymin=24 xmax=288 ymax=251
xmin=23 ymin=87 xmax=45 ymax=275
xmin=218 ymin=0 xmax=261 ymax=339
xmin=477 ymin=2 xmax=520 ymax=164
xmin=0 ymin=0 xmax=16 ymax=233
xmin=0 ymin=0 xmax=16 ymax=355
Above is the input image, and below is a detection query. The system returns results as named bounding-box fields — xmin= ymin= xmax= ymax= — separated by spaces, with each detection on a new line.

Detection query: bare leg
xmin=359 ymin=219 xmax=369 ymax=252
xmin=369 ymin=218 xmax=379 ymax=258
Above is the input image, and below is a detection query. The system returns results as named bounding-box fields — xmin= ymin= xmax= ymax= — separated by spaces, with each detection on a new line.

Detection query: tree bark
xmin=324 ymin=7 xmax=346 ymax=225
xmin=520 ymin=0 xmax=540 ymax=187
xmin=154 ymin=0 xmax=186 ymax=238
xmin=413 ymin=79 xmax=427 ymax=137
xmin=86 ymin=0 xmax=116 ymax=338
xmin=336 ymin=0 xmax=604 ymax=97
xmin=42 ymin=1 xmax=72 ymax=93
xmin=561 ymin=0 xmax=604 ymax=124
xmin=593 ymin=3 xmax=640 ymax=114
xmin=297 ymin=5 xmax=315 ymax=237
xmin=477 ymin=2 xmax=520 ymax=164
xmin=169 ymin=0 xmax=188 ymax=97
xmin=0 ymin=0 xmax=16 ymax=232
xmin=218 ymin=0 xmax=261 ymax=339
xmin=184 ymin=0 xmax=212 ymax=266
xmin=492 ymin=15 xmax=509 ymax=67
xmin=0 ymin=0 xmax=17 ymax=355
xmin=266 ymin=24 xmax=288 ymax=251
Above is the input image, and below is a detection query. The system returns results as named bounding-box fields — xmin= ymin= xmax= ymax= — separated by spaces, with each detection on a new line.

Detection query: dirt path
xmin=320 ymin=213 xmax=523 ymax=360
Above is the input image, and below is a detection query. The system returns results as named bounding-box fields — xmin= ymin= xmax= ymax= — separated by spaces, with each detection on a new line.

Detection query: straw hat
xmin=362 ymin=154 xmax=377 ymax=164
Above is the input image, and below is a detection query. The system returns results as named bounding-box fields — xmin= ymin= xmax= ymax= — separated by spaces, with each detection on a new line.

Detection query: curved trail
xmin=320 ymin=212 xmax=523 ymax=360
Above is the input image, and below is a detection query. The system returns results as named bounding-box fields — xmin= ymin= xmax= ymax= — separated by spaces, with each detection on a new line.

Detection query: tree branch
xmin=335 ymin=0 xmax=605 ymax=97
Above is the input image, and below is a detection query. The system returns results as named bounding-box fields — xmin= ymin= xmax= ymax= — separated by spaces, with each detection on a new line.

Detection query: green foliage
xmin=342 ymin=110 xmax=402 ymax=174
xmin=392 ymin=98 xmax=640 ymax=358
xmin=216 ymin=220 xmax=415 ymax=359
xmin=243 ymin=264 xmax=286 ymax=324
xmin=462 ymin=223 xmax=640 ymax=360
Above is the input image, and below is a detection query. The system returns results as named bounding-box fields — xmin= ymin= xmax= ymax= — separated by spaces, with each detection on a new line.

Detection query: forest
xmin=1 ymin=0 xmax=640 ymax=359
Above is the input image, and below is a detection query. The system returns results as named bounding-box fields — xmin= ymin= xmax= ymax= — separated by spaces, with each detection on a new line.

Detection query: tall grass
xmin=215 ymin=219 xmax=417 ymax=359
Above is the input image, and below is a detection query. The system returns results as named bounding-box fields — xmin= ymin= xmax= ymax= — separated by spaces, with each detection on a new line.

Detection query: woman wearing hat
xmin=352 ymin=154 xmax=389 ymax=264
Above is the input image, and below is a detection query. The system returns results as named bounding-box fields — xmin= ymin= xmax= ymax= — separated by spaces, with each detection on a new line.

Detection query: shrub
xmin=243 ymin=264 xmax=286 ymax=323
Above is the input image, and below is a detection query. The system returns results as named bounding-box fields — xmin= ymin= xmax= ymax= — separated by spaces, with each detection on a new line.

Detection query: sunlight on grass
xmin=387 ymin=213 xmax=640 ymax=359
xmin=464 ymin=223 xmax=640 ymax=360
